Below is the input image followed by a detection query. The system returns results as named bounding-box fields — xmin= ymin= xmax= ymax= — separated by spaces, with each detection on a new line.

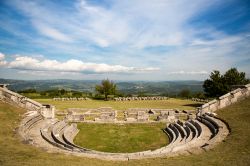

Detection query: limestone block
xmin=230 ymin=88 xmax=243 ymax=103
xmin=208 ymin=99 xmax=219 ymax=112
xmin=218 ymin=93 xmax=232 ymax=109
xmin=201 ymin=103 xmax=209 ymax=112
xmin=41 ymin=105 xmax=55 ymax=119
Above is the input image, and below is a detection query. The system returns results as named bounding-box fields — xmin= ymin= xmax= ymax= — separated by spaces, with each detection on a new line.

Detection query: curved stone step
xmin=62 ymin=124 xmax=91 ymax=152
xmin=51 ymin=121 xmax=77 ymax=150
xmin=40 ymin=121 xmax=70 ymax=151
xmin=197 ymin=116 xmax=217 ymax=139
xmin=25 ymin=115 xmax=43 ymax=130
xmin=185 ymin=121 xmax=198 ymax=139
xmin=21 ymin=113 xmax=39 ymax=126
xmin=163 ymin=127 xmax=175 ymax=144
xmin=173 ymin=123 xmax=187 ymax=146
xmin=177 ymin=120 xmax=189 ymax=139
xmin=172 ymin=120 xmax=211 ymax=153
xmin=189 ymin=120 xmax=202 ymax=137
xmin=183 ymin=124 xmax=192 ymax=143
xmin=201 ymin=116 xmax=229 ymax=150
xmin=19 ymin=114 xmax=44 ymax=140
xmin=202 ymin=115 xmax=219 ymax=132
xmin=168 ymin=124 xmax=179 ymax=139
xmin=35 ymin=117 xmax=228 ymax=160
xmin=174 ymin=122 xmax=187 ymax=140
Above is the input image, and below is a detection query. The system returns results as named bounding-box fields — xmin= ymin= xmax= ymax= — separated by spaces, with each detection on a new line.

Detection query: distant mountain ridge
xmin=0 ymin=78 xmax=204 ymax=95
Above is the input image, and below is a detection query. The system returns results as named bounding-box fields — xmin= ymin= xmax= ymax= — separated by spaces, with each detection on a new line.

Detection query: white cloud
xmin=7 ymin=56 xmax=159 ymax=73
xmin=168 ymin=70 xmax=208 ymax=75
xmin=0 ymin=52 xmax=7 ymax=66
xmin=32 ymin=22 xmax=73 ymax=42
xmin=8 ymin=0 xmax=220 ymax=48
xmin=2 ymin=0 xmax=250 ymax=80
xmin=0 ymin=53 xmax=5 ymax=61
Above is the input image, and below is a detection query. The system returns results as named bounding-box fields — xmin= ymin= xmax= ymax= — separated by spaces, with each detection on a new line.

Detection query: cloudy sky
xmin=0 ymin=0 xmax=249 ymax=80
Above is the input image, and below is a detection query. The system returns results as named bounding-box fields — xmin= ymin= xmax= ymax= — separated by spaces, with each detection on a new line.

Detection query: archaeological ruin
xmin=0 ymin=83 xmax=250 ymax=160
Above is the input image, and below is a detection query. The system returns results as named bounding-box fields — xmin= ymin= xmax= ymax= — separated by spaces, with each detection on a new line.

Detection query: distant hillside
xmin=0 ymin=79 xmax=204 ymax=96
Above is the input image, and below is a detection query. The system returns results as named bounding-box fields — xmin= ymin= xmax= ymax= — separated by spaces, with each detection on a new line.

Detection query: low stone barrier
xmin=191 ymin=98 xmax=209 ymax=102
xmin=0 ymin=85 xmax=55 ymax=119
xmin=199 ymin=84 xmax=250 ymax=114
xmin=53 ymin=97 xmax=91 ymax=101
xmin=114 ymin=96 xmax=169 ymax=101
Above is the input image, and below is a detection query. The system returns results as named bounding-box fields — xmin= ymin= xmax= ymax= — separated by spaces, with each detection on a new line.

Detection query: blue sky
xmin=0 ymin=0 xmax=249 ymax=80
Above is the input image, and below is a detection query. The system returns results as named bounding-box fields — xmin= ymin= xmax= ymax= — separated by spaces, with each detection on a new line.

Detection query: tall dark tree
xmin=95 ymin=79 xmax=117 ymax=100
xmin=223 ymin=68 xmax=249 ymax=89
xmin=203 ymin=68 xmax=249 ymax=98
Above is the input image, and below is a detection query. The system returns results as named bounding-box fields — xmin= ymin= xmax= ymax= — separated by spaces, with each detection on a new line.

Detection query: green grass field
xmin=0 ymin=97 xmax=250 ymax=165
xmin=74 ymin=123 xmax=168 ymax=153
xmin=35 ymin=98 xmax=202 ymax=111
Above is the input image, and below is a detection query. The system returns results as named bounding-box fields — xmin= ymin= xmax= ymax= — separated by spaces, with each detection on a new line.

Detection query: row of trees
xmin=19 ymin=68 xmax=249 ymax=100
xmin=203 ymin=68 xmax=249 ymax=97
xmin=95 ymin=68 xmax=249 ymax=100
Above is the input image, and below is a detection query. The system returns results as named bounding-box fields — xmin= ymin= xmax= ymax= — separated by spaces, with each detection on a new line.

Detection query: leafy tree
xmin=223 ymin=68 xmax=249 ymax=89
xmin=203 ymin=70 xmax=226 ymax=97
xmin=203 ymin=68 xmax=249 ymax=97
xmin=95 ymin=79 xmax=117 ymax=100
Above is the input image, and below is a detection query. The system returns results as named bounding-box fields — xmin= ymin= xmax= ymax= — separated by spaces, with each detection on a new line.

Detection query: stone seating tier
xmin=24 ymin=115 xmax=44 ymax=131
xmin=183 ymin=125 xmax=192 ymax=143
xmin=20 ymin=114 xmax=43 ymax=134
xmin=168 ymin=124 xmax=179 ymax=139
xmin=197 ymin=117 xmax=217 ymax=139
xmin=21 ymin=114 xmax=40 ymax=126
xmin=51 ymin=122 xmax=76 ymax=150
xmin=183 ymin=125 xmax=190 ymax=139
xmin=185 ymin=121 xmax=198 ymax=139
xmin=202 ymin=115 xmax=219 ymax=130
xmin=62 ymin=125 xmax=85 ymax=150
xmin=189 ymin=120 xmax=202 ymax=137
xmin=35 ymin=114 xmax=230 ymax=160
xmin=163 ymin=127 xmax=175 ymax=143
xmin=173 ymin=123 xmax=186 ymax=139
xmin=40 ymin=122 xmax=70 ymax=151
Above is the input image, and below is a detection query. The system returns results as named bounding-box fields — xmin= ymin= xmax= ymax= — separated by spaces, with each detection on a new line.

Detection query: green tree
xmin=95 ymin=79 xmax=117 ymax=100
xmin=224 ymin=68 xmax=249 ymax=89
xmin=203 ymin=70 xmax=226 ymax=97
xmin=203 ymin=68 xmax=249 ymax=97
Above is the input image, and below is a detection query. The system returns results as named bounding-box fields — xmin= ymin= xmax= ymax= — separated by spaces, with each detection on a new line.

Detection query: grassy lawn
xmin=35 ymin=98 xmax=202 ymax=111
xmin=74 ymin=123 xmax=168 ymax=153
xmin=0 ymin=97 xmax=250 ymax=165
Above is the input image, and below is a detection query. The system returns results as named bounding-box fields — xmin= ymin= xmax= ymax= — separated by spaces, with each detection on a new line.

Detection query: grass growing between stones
xmin=0 ymin=97 xmax=250 ymax=165
xmin=35 ymin=98 xmax=202 ymax=111
xmin=74 ymin=123 xmax=168 ymax=153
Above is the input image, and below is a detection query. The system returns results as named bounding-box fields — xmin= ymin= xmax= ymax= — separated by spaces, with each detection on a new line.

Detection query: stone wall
xmin=0 ymin=84 xmax=55 ymax=119
xmin=53 ymin=97 xmax=90 ymax=101
xmin=114 ymin=96 xmax=169 ymax=101
xmin=199 ymin=84 xmax=250 ymax=114
xmin=64 ymin=107 xmax=195 ymax=123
